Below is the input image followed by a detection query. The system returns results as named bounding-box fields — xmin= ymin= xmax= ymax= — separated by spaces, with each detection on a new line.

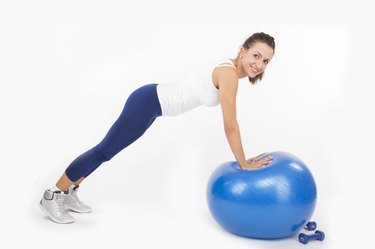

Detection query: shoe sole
xmin=39 ymin=201 xmax=75 ymax=224
xmin=65 ymin=205 xmax=92 ymax=213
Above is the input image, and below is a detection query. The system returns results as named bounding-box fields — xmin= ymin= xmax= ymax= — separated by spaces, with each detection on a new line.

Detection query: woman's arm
xmin=217 ymin=67 xmax=248 ymax=169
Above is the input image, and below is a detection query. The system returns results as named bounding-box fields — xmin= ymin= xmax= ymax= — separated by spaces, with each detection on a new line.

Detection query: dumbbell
xmin=304 ymin=221 xmax=317 ymax=231
xmin=298 ymin=230 xmax=325 ymax=244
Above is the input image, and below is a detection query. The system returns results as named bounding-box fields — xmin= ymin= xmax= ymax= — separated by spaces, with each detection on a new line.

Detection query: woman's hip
xmin=124 ymin=83 xmax=162 ymax=119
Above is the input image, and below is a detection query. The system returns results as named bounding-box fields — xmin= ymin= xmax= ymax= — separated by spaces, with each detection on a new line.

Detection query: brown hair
xmin=240 ymin=32 xmax=275 ymax=84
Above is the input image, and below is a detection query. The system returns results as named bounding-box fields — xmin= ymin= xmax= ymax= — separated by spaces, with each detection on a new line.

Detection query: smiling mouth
xmin=251 ymin=67 xmax=259 ymax=74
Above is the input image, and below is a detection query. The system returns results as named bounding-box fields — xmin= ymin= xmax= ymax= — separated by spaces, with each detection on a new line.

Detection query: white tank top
xmin=156 ymin=58 xmax=236 ymax=116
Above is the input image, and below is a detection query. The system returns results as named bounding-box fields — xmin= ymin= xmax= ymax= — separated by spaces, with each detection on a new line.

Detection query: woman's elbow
xmin=224 ymin=121 xmax=238 ymax=134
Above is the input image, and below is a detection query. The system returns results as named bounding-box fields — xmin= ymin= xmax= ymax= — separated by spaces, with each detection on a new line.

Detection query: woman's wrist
xmin=238 ymin=160 xmax=248 ymax=169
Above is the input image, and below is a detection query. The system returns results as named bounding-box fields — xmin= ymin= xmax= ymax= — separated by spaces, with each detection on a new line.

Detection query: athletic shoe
xmin=39 ymin=189 xmax=75 ymax=224
xmin=64 ymin=185 xmax=92 ymax=213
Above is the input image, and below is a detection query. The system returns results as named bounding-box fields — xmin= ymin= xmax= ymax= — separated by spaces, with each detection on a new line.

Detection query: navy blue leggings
xmin=65 ymin=83 xmax=162 ymax=182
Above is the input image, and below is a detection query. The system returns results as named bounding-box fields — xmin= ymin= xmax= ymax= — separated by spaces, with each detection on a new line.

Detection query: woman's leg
xmin=74 ymin=177 xmax=85 ymax=185
xmin=62 ymin=83 xmax=162 ymax=183
xmin=55 ymin=172 xmax=75 ymax=192
xmin=40 ymin=83 xmax=162 ymax=223
xmin=55 ymin=173 xmax=85 ymax=192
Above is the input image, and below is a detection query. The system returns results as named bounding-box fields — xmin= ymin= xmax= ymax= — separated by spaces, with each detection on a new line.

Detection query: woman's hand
xmin=241 ymin=153 xmax=273 ymax=170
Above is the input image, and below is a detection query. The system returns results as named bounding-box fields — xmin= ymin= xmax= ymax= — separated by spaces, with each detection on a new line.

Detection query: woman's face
xmin=241 ymin=42 xmax=274 ymax=78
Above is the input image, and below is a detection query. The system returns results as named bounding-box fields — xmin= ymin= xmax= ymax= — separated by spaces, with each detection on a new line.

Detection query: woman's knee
xmin=93 ymin=145 xmax=112 ymax=162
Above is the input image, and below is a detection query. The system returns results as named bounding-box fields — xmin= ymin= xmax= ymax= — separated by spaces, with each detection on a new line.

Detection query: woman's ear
xmin=239 ymin=47 xmax=246 ymax=59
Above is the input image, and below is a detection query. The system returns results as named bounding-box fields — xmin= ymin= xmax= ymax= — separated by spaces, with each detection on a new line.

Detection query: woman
xmin=39 ymin=32 xmax=275 ymax=224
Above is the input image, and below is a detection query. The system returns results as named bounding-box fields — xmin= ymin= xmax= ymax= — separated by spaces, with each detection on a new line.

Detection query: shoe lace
xmin=55 ymin=193 xmax=68 ymax=213
xmin=70 ymin=189 xmax=84 ymax=206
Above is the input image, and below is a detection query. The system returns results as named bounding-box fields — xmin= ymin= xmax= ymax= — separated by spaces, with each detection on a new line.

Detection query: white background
xmin=1 ymin=0 xmax=374 ymax=248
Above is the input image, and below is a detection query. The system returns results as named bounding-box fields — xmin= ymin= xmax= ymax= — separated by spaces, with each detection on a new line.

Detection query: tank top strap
xmin=214 ymin=58 xmax=236 ymax=69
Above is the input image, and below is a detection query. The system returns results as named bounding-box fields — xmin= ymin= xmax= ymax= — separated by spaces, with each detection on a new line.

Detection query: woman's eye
xmin=254 ymin=54 xmax=259 ymax=58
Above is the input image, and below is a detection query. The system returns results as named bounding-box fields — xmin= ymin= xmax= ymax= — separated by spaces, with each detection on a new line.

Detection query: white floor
xmin=4 ymin=167 xmax=369 ymax=249
xmin=26 ymin=198 xmax=324 ymax=249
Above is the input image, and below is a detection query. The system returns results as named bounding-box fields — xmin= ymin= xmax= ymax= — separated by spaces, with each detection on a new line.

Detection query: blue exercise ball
xmin=206 ymin=151 xmax=317 ymax=239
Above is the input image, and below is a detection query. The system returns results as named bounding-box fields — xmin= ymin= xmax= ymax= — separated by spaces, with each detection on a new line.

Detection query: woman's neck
xmin=230 ymin=58 xmax=247 ymax=79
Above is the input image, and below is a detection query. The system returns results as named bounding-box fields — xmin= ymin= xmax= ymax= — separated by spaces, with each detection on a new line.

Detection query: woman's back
xmin=156 ymin=58 xmax=236 ymax=116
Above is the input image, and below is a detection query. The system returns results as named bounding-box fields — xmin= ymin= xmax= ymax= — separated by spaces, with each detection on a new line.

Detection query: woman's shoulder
xmin=212 ymin=58 xmax=237 ymax=76
xmin=211 ymin=59 xmax=238 ymax=89
xmin=194 ymin=57 xmax=237 ymax=80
